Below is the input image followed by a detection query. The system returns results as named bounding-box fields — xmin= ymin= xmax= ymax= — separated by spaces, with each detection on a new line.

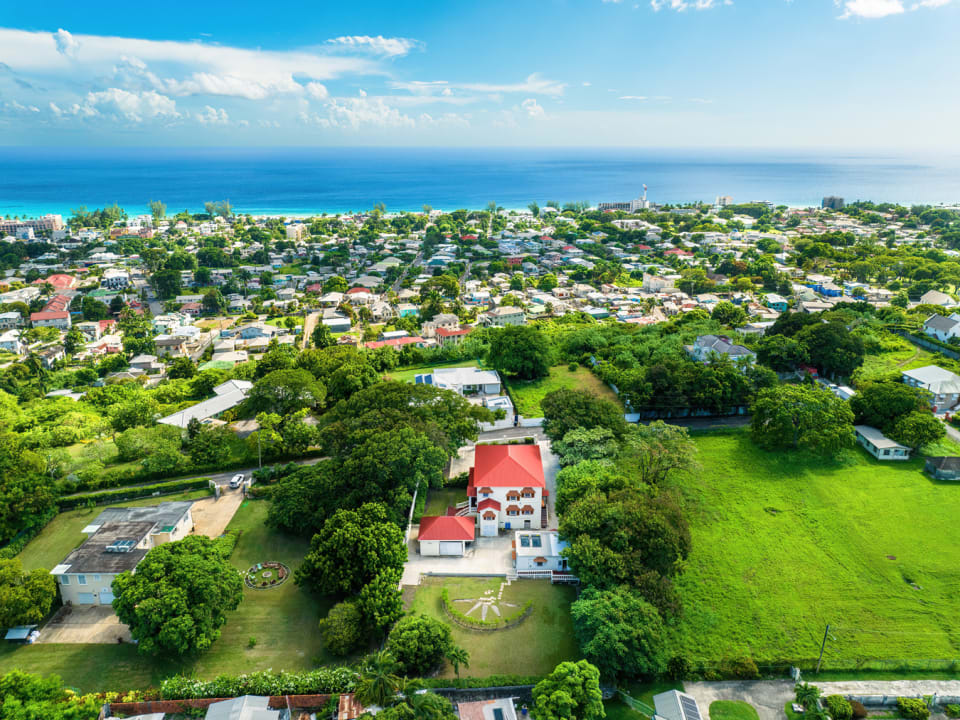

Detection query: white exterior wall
xmin=474 ymin=486 xmax=541 ymax=531
xmin=58 ymin=573 xmax=119 ymax=606
xmin=419 ymin=540 xmax=440 ymax=556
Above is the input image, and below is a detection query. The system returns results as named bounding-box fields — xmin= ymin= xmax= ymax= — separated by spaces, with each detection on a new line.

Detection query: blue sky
xmin=0 ymin=0 xmax=957 ymax=149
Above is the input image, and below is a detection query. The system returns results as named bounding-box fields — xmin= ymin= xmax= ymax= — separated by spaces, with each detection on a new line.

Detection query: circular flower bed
xmin=244 ymin=561 xmax=290 ymax=589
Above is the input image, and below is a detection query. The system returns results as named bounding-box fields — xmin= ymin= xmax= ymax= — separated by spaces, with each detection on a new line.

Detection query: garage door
xmin=99 ymin=591 xmax=115 ymax=604
xmin=438 ymin=541 xmax=462 ymax=556
xmin=76 ymin=593 xmax=95 ymax=605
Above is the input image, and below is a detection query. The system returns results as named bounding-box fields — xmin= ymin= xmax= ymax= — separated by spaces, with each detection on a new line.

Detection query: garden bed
xmin=244 ymin=561 xmax=291 ymax=589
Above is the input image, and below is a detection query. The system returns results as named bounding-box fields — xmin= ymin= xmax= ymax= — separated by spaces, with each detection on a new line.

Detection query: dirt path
xmin=190 ymin=490 xmax=244 ymax=538
xmin=684 ymin=681 xmax=794 ymax=720
xmin=302 ymin=311 xmax=320 ymax=349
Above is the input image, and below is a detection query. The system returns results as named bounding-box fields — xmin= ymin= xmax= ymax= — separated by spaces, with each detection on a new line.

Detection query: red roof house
xmin=468 ymin=444 xmax=547 ymax=535
xmin=417 ymin=515 xmax=475 ymax=556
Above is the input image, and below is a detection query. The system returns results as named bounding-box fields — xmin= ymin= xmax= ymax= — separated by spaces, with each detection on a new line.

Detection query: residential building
xmin=923 ymin=313 xmax=960 ymax=343
xmin=642 ymin=272 xmax=674 ymax=292
xmin=457 ymin=698 xmax=519 ymax=720
xmin=686 ymin=335 xmax=756 ymax=366
xmin=920 ymin=290 xmax=958 ymax=308
xmin=468 ymin=444 xmax=546 ymax=535
xmin=854 ymin=425 xmax=911 ymax=461
xmin=30 ymin=310 xmax=71 ymax=330
xmin=653 ymin=690 xmax=704 ymax=720
xmin=514 ymin=531 xmax=571 ymax=575
xmin=0 ymin=311 xmax=21 ymax=329
xmin=0 ymin=329 xmax=24 ymax=355
xmin=415 ymin=366 xmax=502 ymax=395
xmin=158 ymin=379 xmax=252 ymax=427
xmin=50 ymin=502 xmax=194 ymax=606
xmin=101 ymin=269 xmax=130 ymax=289
xmin=204 ymin=695 xmax=279 ymax=720
xmin=478 ymin=306 xmax=526 ymax=327
xmin=902 ymin=365 xmax=960 ymax=412
xmin=421 ymin=313 xmax=460 ymax=338
xmin=822 ymin=196 xmax=845 ymax=210
xmin=764 ymin=293 xmax=789 ymax=312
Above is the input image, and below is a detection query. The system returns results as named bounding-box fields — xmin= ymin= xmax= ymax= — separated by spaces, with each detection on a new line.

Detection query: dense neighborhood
xmin=3 ymin=197 xmax=960 ymax=720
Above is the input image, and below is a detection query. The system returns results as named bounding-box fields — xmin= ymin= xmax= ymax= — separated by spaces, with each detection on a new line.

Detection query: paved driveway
xmin=401 ymin=532 xmax=514 ymax=585
xmin=191 ymin=490 xmax=244 ymax=538
xmin=37 ymin=606 xmax=132 ymax=644
xmin=684 ymin=680 xmax=794 ymax=720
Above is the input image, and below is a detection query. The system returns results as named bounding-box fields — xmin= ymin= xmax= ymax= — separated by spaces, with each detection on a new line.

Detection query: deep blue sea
xmin=1 ymin=147 xmax=959 ymax=218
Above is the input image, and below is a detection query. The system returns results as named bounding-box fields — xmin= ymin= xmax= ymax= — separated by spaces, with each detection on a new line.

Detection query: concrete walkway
xmin=684 ymin=681 xmax=794 ymax=720
xmin=817 ymin=680 xmax=960 ymax=695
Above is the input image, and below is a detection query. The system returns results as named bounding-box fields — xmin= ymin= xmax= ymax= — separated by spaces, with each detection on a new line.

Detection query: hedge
xmin=0 ymin=508 xmax=58 ymax=559
xmin=441 ymin=587 xmax=532 ymax=630
xmin=58 ymin=477 xmax=212 ymax=510
xmin=159 ymin=668 xmax=357 ymax=699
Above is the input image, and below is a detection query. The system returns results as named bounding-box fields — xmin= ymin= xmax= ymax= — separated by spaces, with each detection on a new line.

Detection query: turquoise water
xmin=1 ymin=147 xmax=958 ymax=217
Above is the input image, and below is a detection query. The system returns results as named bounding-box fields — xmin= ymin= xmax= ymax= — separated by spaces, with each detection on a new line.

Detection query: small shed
xmin=418 ymin=516 xmax=475 ymax=556
xmin=926 ymin=456 xmax=960 ymax=480
xmin=854 ymin=425 xmax=911 ymax=461
xmin=3 ymin=625 xmax=37 ymax=643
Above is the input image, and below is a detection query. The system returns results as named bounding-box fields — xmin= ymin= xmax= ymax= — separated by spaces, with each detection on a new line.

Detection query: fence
xmin=895 ymin=330 xmax=960 ymax=360
xmin=619 ymin=690 xmax=656 ymax=716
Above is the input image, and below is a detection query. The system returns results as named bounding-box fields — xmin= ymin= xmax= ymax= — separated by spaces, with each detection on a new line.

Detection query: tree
xmin=312 ymin=322 xmax=334 ymax=349
xmin=757 ymin=335 xmax=809 ymax=372
xmin=112 ymin=535 xmax=243 ymax=656
xmin=318 ymin=601 xmax=365 ymax=655
xmin=541 ymin=388 xmax=628 ymax=442
xmin=63 ymin=327 xmax=84 ymax=355
xmin=202 ymin=289 xmax=226 ymax=314
xmin=386 ymin=614 xmax=457 ymax=677
xmin=149 ymin=199 xmax=166 ymax=222
xmin=153 ymin=268 xmax=183 ymax=299
xmin=107 ymin=393 xmax=160 ymax=432
xmin=531 ymin=660 xmax=605 ymax=720
xmin=528 ymin=201 xmax=541 ymax=218
xmin=571 ymin=586 xmax=666 ymax=680
xmin=625 ymin=421 xmax=700 ymax=486
xmin=81 ymin=295 xmax=110 ymax=321
xmin=355 ymin=650 xmax=401 ymax=708
xmin=167 ymin=356 xmax=197 ymax=379
xmin=0 ymin=557 xmax=57 ymax=629
xmin=185 ymin=424 xmax=236 ymax=466
xmin=447 ymin=645 xmax=470 ymax=681
xmin=539 ymin=273 xmax=558 ymax=292
xmin=850 ymin=381 xmax=929 ymax=431
xmin=323 ymin=275 xmax=349 ymax=293
xmin=487 ymin=325 xmax=550 ymax=380
xmin=295 ymin=503 xmax=406 ymax=595
xmin=750 ymin=384 xmax=854 ymax=455
xmin=356 ymin=570 xmax=405 ymax=637
xmin=0 ymin=434 xmax=57 ymax=544
xmin=796 ymin=321 xmax=865 ymax=378
xmin=247 ymin=368 xmax=326 ymax=416
xmin=889 ymin=410 xmax=945 ymax=451
xmin=711 ymin=301 xmax=747 ymax=328
xmin=552 ymin=426 xmax=619 ymax=467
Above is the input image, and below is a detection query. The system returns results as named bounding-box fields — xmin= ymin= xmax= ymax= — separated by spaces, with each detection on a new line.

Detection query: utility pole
xmin=816 ymin=623 xmax=831 ymax=673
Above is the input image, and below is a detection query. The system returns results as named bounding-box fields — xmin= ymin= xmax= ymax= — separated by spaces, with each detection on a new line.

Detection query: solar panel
xmin=681 ymin=696 xmax=702 ymax=720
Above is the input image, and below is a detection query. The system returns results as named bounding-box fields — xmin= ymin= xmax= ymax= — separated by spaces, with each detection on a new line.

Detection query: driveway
xmin=37 ymin=606 xmax=132 ymax=644
xmin=817 ymin=680 xmax=960 ymax=696
xmin=401 ymin=532 xmax=514 ymax=586
xmin=539 ymin=440 xmax=559 ymax=529
xmin=190 ymin=489 xmax=244 ymax=538
xmin=684 ymin=681 xmax=794 ymax=720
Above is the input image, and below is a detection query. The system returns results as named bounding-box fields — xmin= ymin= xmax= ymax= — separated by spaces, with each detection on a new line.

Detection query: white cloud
xmin=195 ymin=105 xmax=229 ymax=124
xmin=82 ymin=88 xmax=179 ymax=122
xmin=305 ymin=82 xmax=328 ymax=100
xmin=459 ymin=73 xmax=566 ymax=96
xmin=650 ymin=0 xmax=728 ymax=10
xmin=325 ymin=35 xmax=422 ymax=57
xmin=836 ymin=0 xmax=905 ymax=17
xmin=322 ymin=92 xmax=416 ymax=130
xmin=521 ymin=98 xmax=544 ymax=117
xmin=53 ymin=28 xmax=79 ymax=58
xmin=619 ymin=95 xmax=648 ymax=100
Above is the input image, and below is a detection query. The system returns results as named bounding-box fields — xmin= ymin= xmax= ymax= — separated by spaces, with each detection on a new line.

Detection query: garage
xmin=76 ymin=593 xmax=95 ymax=605
xmin=417 ymin=516 xmax=475 ymax=557
xmin=99 ymin=590 xmax=115 ymax=604
xmin=439 ymin=541 xmax=463 ymax=556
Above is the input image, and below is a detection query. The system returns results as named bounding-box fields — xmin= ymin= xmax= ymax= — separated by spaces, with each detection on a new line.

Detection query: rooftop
xmin=51 ymin=521 xmax=153 ymax=575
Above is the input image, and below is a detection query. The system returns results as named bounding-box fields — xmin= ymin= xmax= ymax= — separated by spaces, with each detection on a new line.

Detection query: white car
xmin=229 ymin=473 xmax=244 ymax=489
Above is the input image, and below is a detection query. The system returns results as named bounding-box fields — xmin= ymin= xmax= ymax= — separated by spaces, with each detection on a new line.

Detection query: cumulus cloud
xmin=836 ymin=0 xmax=906 ymax=17
xmin=195 ymin=105 xmax=229 ymax=124
xmin=305 ymin=81 xmax=328 ymax=99
xmin=325 ymin=35 xmax=422 ymax=57
xmin=459 ymin=73 xmax=565 ymax=96
xmin=82 ymin=88 xmax=179 ymax=122
xmin=619 ymin=95 xmax=648 ymax=100
xmin=521 ymin=98 xmax=545 ymax=117
xmin=321 ymin=92 xmax=417 ymax=130
xmin=650 ymin=0 xmax=730 ymax=10
xmin=53 ymin=28 xmax=79 ymax=57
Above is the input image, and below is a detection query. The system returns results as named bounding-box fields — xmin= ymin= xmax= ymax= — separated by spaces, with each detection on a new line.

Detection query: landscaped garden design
xmin=244 ymin=561 xmax=290 ymax=589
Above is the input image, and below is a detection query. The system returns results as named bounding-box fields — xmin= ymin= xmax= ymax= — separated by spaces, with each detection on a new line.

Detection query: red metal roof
xmin=469 ymin=444 xmax=545 ymax=489
xmin=418 ymin=515 xmax=475 ymax=542
xmin=436 ymin=327 xmax=471 ymax=337
xmin=477 ymin=498 xmax=501 ymax=511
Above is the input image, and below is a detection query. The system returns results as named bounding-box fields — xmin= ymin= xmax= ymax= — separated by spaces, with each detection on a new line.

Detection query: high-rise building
xmin=822 ymin=196 xmax=845 ymax=210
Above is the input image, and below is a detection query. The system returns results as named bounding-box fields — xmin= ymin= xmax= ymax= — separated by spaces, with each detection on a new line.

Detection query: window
xmin=508 ymin=510 xmax=517 ymax=516
xmin=93 ymin=575 xmax=100 ymax=581
xmin=60 ymin=576 xmax=69 ymax=586
xmin=535 ymin=559 xmax=545 ymax=567
xmin=77 ymin=575 xmax=87 ymax=585
xmin=520 ymin=535 xmax=531 ymax=548
xmin=531 ymin=535 xmax=542 ymax=548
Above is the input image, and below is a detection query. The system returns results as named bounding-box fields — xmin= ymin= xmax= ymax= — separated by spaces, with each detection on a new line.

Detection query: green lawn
xmin=422 ymin=487 xmax=464 ymax=517
xmin=505 ymin=365 xmax=622 ymax=418
xmin=407 ymin=576 xmax=578 ymax=677
xmin=384 ymin=359 xmax=482 ymax=384
xmin=710 ymin=701 xmax=760 ymax=720
xmin=1 ymin=499 xmax=334 ymax=692
xmin=669 ymin=429 xmax=960 ymax=668
xmin=604 ymin=700 xmax=649 ymax=720
xmin=18 ymin=489 xmax=211 ymax=572
xmin=265 ymin=315 xmax=304 ymax=328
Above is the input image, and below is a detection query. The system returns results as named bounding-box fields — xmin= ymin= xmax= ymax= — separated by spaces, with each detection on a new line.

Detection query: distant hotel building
xmin=716 ymin=195 xmax=734 ymax=207
xmin=599 ymin=186 xmax=651 ymax=213
xmin=822 ymin=196 xmax=845 ymax=210
xmin=0 ymin=214 xmax=65 ymax=234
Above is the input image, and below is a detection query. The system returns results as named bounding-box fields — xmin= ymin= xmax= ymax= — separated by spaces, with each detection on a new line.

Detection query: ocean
xmin=1 ymin=147 xmax=959 ymax=218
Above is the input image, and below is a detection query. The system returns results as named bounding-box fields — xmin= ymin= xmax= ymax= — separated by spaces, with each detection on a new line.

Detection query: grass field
xmin=18 ymin=489 xmax=211 ymax=572
xmin=505 ymin=365 xmax=621 ymax=418
xmin=669 ymin=429 xmax=960 ymax=668
xmin=407 ymin=576 xmax=578 ymax=677
xmin=710 ymin=701 xmax=760 ymax=720
xmin=1 ymin=499 xmax=333 ymax=692
xmin=422 ymin=487 xmax=464 ymax=517
xmin=384 ymin=359 xmax=482 ymax=384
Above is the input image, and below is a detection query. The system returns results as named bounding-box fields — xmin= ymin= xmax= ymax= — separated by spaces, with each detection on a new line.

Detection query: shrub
xmin=568 ymin=361 xmax=579 ymax=372
xmin=57 ymin=477 xmax=211 ymax=509
xmin=318 ymin=601 xmax=365 ymax=656
xmin=666 ymin=656 xmax=691 ymax=681
xmin=825 ymin=695 xmax=853 ymax=720
xmin=850 ymin=700 xmax=867 ymax=719
xmin=159 ymin=667 xmax=357 ymax=699
xmin=721 ymin=657 xmax=759 ymax=679
xmin=248 ymin=637 xmax=257 ymax=649
xmin=943 ymin=704 xmax=960 ymax=719
xmin=897 ymin=698 xmax=930 ymax=720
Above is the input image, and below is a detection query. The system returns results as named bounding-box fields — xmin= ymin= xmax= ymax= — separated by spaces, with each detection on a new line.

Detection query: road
xmin=391 ymin=252 xmax=423 ymax=294
xmin=302 ymin=310 xmax=320 ymax=349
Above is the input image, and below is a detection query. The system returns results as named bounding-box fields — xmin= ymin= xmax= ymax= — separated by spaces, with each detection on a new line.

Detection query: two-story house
xmin=468 ymin=444 xmax=546 ymax=536
xmin=902 ymin=365 xmax=960 ymax=412
xmin=478 ymin=306 xmax=526 ymax=327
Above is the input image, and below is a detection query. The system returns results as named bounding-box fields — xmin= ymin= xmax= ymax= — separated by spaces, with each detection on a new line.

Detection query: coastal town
xmin=3 ymin=195 xmax=960 ymax=720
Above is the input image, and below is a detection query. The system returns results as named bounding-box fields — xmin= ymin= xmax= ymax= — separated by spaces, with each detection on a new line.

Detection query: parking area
xmin=36 ymin=605 xmax=132 ymax=644
xmin=401 ymin=532 xmax=514 ymax=585
xmin=190 ymin=489 xmax=245 ymax=538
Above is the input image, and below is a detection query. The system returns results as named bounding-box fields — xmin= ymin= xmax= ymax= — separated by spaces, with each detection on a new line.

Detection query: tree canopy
xmin=531 ymin=661 xmax=605 ymax=720
xmin=751 ymin=384 xmax=855 ymax=455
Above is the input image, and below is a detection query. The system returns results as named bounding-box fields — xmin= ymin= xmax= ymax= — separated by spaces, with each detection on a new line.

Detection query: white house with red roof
xmin=468 ymin=444 xmax=546 ymax=536
xmin=417 ymin=515 xmax=475 ymax=556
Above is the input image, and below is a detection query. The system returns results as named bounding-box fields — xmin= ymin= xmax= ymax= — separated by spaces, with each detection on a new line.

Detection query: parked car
xmin=229 ymin=473 xmax=244 ymax=489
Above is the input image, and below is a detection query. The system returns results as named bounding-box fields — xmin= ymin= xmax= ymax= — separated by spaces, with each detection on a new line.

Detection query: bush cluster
xmin=825 ymin=695 xmax=853 ymax=720
xmin=159 ymin=667 xmax=357 ymax=699
xmin=897 ymin=698 xmax=930 ymax=720
xmin=440 ymin=588 xmax=532 ymax=629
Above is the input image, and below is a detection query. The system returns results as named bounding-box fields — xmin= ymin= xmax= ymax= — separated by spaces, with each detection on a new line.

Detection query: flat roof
xmin=52 ymin=521 xmax=153 ymax=575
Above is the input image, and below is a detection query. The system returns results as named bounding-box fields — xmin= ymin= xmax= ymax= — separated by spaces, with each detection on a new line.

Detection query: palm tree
xmin=447 ymin=645 xmax=470 ymax=682
xmin=355 ymin=650 xmax=401 ymax=708
xmin=795 ymin=683 xmax=821 ymax=710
